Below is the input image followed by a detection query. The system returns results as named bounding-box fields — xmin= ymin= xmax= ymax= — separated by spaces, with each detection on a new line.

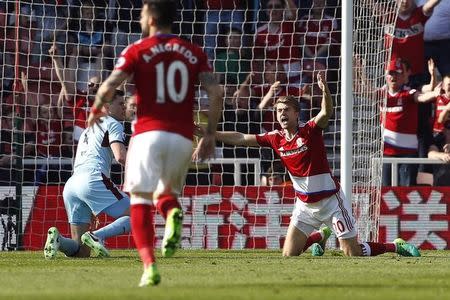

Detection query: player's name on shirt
xmin=142 ymin=42 xmax=200 ymax=64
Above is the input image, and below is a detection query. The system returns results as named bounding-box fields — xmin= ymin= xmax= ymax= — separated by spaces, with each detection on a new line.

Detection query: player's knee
xmin=282 ymin=248 xmax=301 ymax=257
xmin=341 ymin=244 xmax=362 ymax=257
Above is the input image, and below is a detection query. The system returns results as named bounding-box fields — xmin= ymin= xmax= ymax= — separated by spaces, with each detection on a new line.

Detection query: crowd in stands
xmin=1 ymin=0 xmax=449 ymax=187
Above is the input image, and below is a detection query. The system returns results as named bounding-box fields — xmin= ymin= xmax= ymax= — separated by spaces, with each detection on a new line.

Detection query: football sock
xmin=156 ymin=194 xmax=181 ymax=219
xmin=93 ymin=216 xmax=130 ymax=241
xmin=303 ymin=231 xmax=323 ymax=251
xmin=58 ymin=235 xmax=80 ymax=257
xmin=360 ymin=242 xmax=396 ymax=256
xmin=131 ymin=202 xmax=155 ymax=267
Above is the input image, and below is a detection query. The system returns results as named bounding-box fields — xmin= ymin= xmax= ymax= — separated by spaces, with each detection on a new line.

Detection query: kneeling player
xmin=44 ymin=91 xmax=131 ymax=259
xmin=194 ymin=73 xmax=420 ymax=258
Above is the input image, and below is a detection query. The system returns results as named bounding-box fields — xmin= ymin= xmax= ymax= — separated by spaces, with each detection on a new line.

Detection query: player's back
xmin=73 ymin=116 xmax=124 ymax=178
xmin=116 ymin=34 xmax=211 ymax=140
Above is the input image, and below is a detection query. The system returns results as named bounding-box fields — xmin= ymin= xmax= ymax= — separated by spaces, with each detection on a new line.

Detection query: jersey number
xmin=155 ymin=60 xmax=188 ymax=104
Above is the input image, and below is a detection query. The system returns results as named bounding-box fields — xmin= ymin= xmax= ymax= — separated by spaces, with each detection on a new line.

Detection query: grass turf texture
xmin=1 ymin=250 xmax=449 ymax=300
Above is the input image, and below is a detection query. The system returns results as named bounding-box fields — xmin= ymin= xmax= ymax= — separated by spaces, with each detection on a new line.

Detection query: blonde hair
xmin=274 ymin=95 xmax=300 ymax=112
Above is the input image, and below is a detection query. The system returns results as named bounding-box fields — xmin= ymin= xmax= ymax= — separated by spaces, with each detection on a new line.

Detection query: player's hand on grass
xmin=192 ymin=133 xmax=216 ymax=162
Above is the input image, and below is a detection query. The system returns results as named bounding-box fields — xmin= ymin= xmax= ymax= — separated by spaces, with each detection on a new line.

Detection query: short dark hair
xmin=143 ymin=0 xmax=177 ymax=28
xmin=275 ymin=95 xmax=300 ymax=112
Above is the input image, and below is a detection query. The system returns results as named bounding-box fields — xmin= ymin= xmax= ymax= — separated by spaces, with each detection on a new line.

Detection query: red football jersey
xmin=115 ymin=34 xmax=211 ymax=140
xmin=384 ymin=7 xmax=429 ymax=75
xmin=379 ymin=86 xmax=418 ymax=155
xmin=298 ymin=14 xmax=338 ymax=56
xmin=254 ymin=22 xmax=302 ymax=82
xmin=256 ymin=120 xmax=339 ymax=203
xmin=66 ymin=93 xmax=93 ymax=131
xmin=433 ymin=94 xmax=450 ymax=133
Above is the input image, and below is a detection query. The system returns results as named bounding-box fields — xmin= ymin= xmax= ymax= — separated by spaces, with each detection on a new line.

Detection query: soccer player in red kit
xmin=194 ymin=72 xmax=420 ymax=258
xmin=87 ymin=0 xmax=223 ymax=287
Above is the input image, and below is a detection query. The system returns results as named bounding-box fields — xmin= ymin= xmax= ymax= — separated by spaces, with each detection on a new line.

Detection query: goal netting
xmin=0 ymin=0 xmax=397 ymax=251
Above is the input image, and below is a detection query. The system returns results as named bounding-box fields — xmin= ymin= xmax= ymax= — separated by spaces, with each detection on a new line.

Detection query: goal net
xmin=0 ymin=0 xmax=396 ymax=251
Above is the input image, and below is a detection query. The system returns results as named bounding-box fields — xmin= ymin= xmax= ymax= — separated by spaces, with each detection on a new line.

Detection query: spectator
xmin=262 ymin=160 xmax=292 ymax=186
xmin=400 ymin=58 xmax=438 ymax=176
xmin=253 ymin=0 xmax=302 ymax=85
xmin=0 ymin=102 xmax=34 ymax=185
xmin=251 ymin=62 xmax=310 ymax=132
xmin=379 ymin=60 xmax=438 ymax=186
xmin=384 ymin=0 xmax=441 ymax=88
xmin=298 ymin=0 xmax=339 ymax=68
xmin=49 ymin=44 xmax=100 ymax=143
xmin=203 ymin=0 xmax=245 ymax=59
xmin=214 ymin=27 xmax=249 ymax=86
xmin=433 ymin=74 xmax=450 ymax=137
xmin=427 ymin=124 xmax=450 ymax=186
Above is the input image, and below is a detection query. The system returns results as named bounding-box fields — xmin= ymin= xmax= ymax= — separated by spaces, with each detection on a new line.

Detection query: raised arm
xmin=313 ymin=72 xmax=333 ymax=128
xmin=423 ymin=0 xmax=441 ymax=16
xmin=49 ymin=43 xmax=77 ymax=100
xmin=87 ymin=69 xmax=130 ymax=127
xmin=285 ymin=0 xmax=298 ymax=20
xmin=415 ymin=88 xmax=440 ymax=103
xmin=258 ymin=81 xmax=280 ymax=109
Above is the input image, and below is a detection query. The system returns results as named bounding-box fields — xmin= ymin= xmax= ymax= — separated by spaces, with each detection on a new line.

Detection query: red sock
xmin=303 ymin=231 xmax=323 ymax=251
xmin=361 ymin=242 xmax=396 ymax=256
xmin=156 ymin=194 xmax=180 ymax=219
xmin=131 ymin=204 xmax=155 ymax=268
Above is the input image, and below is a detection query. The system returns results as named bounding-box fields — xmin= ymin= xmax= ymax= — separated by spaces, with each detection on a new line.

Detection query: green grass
xmin=1 ymin=250 xmax=450 ymax=300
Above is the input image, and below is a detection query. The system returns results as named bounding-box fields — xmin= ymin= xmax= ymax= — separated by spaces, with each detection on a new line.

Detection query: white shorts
xmin=124 ymin=131 xmax=193 ymax=195
xmin=290 ymin=189 xmax=357 ymax=240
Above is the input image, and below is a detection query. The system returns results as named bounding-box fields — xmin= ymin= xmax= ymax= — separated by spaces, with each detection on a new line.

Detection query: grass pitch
xmin=1 ymin=250 xmax=449 ymax=300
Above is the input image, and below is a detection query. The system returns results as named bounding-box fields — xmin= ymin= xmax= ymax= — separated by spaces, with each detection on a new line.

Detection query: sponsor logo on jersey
xmin=279 ymin=145 xmax=308 ymax=157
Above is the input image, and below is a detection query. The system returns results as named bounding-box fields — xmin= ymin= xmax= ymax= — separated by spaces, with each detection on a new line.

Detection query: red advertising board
xmin=20 ymin=186 xmax=450 ymax=250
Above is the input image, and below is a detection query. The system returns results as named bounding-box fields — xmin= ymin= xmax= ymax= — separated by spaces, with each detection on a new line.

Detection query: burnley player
xmin=194 ymin=72 xmax=420 ymax=258
xmin=87 ymin=0 xmax=223 ymax=287
xmin=44 ymin=91 xmax=131 ymax=259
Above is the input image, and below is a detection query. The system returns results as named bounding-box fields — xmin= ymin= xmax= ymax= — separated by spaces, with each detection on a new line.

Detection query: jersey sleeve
xmin=114 ymin=44 xmax=138 ymax=74
xmin=306 ymin=120 xmax=323 ymax=134
xmin=108 ymin=120 xmax=125 ymax=145
xmin=255 ymin=131 xmax=275 ymax=148
xmin=196 ymin=46 xmax=212 ymax=74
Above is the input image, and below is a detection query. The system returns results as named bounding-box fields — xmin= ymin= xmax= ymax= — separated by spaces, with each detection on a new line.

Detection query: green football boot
xmin=81 ymin=232 xmax=110 ymax=257
xmin=139 ymin=264 xmax=161 ymax=287
xmin=161 ymin=208 xmax=183 ymax=258
xmin=311 ymin=226 xmax=332 ymax=257
xmin=44 ymin=227 xmax=60 ymax=259
xmin=394 ymin=238 xmax=421 ymax=257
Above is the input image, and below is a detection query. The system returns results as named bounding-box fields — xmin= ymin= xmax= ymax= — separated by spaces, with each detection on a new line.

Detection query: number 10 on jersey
xmin=155 ymin=60 xmax=189 ymax=104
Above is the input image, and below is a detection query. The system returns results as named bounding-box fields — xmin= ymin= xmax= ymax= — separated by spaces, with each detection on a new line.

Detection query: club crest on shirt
xmin=296 ymin=138 xmax=304 ymax=147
